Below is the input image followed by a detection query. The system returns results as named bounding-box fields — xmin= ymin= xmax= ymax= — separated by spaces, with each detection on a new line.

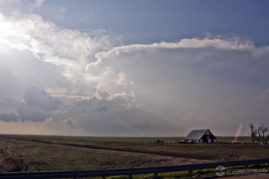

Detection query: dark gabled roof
xmin=185 ymin=129 xmax=211 ymax=140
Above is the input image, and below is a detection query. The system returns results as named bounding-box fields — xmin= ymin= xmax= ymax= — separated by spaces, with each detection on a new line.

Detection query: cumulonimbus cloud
xmin=1 ymin=3 xmax=269 ymax=136
xmin=85 ymin=37 xmax=269 ymax=136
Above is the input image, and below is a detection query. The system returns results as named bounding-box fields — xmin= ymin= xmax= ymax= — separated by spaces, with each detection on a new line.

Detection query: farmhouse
xmin=185 ymin=129 xmax=216 ymax=143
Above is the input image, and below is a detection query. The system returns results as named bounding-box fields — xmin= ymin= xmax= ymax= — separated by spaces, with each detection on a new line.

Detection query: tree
xmin=249 ymin=124 xmax=269 ymax=145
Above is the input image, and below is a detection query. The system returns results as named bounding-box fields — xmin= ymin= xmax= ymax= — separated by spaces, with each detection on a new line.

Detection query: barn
xmin=185 ymin=129 xmax=216 ymax=143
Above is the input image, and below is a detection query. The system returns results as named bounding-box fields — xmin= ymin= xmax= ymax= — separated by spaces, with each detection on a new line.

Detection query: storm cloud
xmin=17 ymin=87 xmax=60 ymax=122
xmin=0 ymin=1 xmax=269 ymax=136
xmin=0 ymin=113 xmax=19 ymax=122
xmin=24 ymin=87 xmax=60 ymax=111
xmin=86 ymin=39 xmax=269 ymax=135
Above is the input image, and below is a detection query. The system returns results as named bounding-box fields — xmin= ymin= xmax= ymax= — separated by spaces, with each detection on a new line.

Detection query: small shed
xmin=185 ymin=129 xmax=216 ymax=143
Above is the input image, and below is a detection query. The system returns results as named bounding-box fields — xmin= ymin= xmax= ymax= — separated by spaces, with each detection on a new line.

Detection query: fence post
xmin=245 ymin=164 xmax=248 ymax=174
xmin=154 ymin=172 xmax=158 ymax=179
xmin=189 ymin=169 xmax=193 ymax=178
xmin=129 ymin=174 xmax=132 ymax=179
xmin=102 ymin=175 xmax=105 ymax=179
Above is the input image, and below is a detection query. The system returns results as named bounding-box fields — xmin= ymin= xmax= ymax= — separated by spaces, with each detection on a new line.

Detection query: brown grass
xmin=0 ymin=145 xmax=28 ymax=172
xmin=0 ymin=135 xmax=269 ymax=172
xmin=8 ymin=135 xmax=269 ymax=161
xmin=0 ymin=135 xmax=209 ymax=172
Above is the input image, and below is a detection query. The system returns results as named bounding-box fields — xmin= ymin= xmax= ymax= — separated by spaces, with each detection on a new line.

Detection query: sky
xmin=0 ymin=0 xmax=269 ymax=136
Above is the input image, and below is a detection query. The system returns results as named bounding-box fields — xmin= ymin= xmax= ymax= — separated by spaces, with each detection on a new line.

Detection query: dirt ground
xmin=92 ymin=147 xmax=210 ymax=166
xmin=0 ymin=136 xmax=211 ymax=171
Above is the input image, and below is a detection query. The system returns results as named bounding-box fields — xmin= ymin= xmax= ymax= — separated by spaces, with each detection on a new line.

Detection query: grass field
xmin=0 ymin=135 xmax=268 ymax=173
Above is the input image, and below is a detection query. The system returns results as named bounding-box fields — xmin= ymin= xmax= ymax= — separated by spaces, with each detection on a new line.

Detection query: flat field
xmin=0 ymin=135 xmax=269 ymax=172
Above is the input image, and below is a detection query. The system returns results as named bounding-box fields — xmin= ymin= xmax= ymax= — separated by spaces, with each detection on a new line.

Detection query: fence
xmin=0 ymin=158 xmax=268 ymax=179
